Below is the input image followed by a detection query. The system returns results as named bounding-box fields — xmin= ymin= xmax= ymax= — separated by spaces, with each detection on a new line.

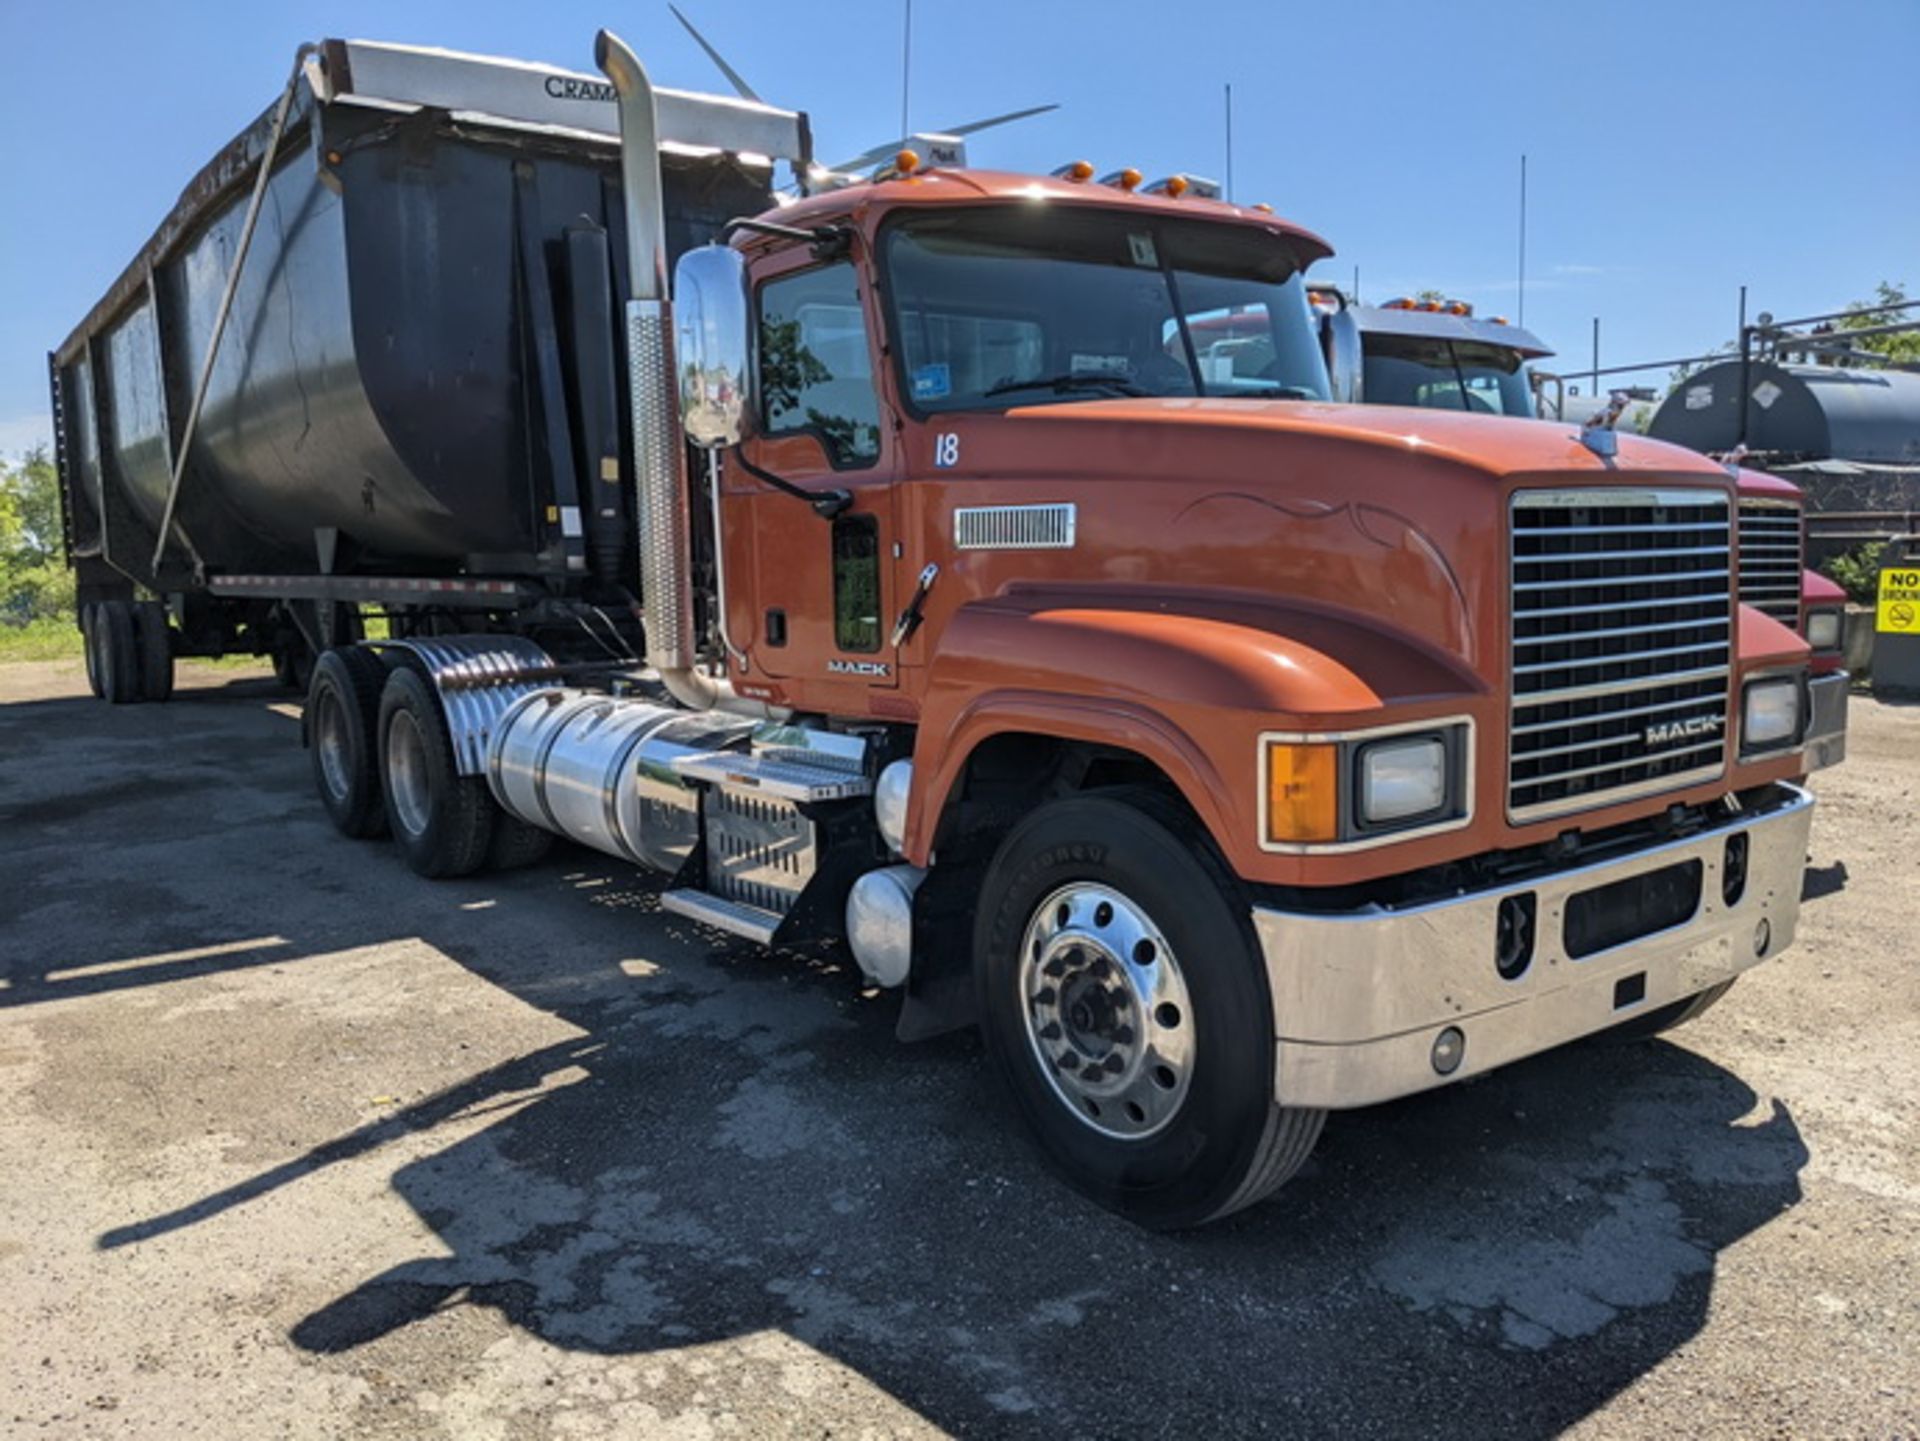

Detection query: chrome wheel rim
xmin=385 ymin=709 xmax=432 ymax=838
xmin=1018 ymin=882 xmax=1195 ymax=1140
xmin=314 ymin=689 xmax=352 ymax=802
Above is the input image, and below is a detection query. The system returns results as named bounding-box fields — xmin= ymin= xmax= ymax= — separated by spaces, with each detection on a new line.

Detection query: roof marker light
xmin=1252 ymin=202 xmax=1273 ymax=214
xmin=1051 ymin=159 xmax=1096 ymax=182
xmin=1098 ymin=167 xmax=1143 ymax=192
xmin=894 ymin=148 xmax=921 ymax=175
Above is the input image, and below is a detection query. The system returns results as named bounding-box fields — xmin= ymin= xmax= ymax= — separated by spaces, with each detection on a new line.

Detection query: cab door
xmin=719 ymin=251 xmax=898 ymax=690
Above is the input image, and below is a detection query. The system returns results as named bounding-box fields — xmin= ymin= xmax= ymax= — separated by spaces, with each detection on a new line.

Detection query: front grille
xmin=1509 ymin=489 xmax=1732 ymax=822
xmin=1737 ymin=499 xmax=1804 ymax=628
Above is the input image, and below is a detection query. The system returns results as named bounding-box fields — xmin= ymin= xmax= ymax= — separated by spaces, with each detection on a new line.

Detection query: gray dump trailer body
xmin=51 ymin=40 xmax=805 ymax=599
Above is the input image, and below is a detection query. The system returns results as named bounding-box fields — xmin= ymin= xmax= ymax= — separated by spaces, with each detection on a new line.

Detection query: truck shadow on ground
xmin=3 ymin=680 xmax=1811 ymax=1437
xmin=95 ymin=852 xmax=1808 ymax=1438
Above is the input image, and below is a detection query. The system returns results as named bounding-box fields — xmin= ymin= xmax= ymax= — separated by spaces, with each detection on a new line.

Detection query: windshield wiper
xmin=983 ymin=373 xmax=1149 ymax=399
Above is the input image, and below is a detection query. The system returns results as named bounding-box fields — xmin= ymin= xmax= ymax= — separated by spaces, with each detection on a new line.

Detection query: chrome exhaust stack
xmin=594 ymin=29 xmax=772 ymax=718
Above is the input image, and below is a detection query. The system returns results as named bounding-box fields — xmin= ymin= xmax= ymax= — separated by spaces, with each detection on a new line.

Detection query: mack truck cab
xmin=1308 ymin=291 xmax=1849 ymax=772
xmin=564 ymin=28 xmax=1814 ymax=1228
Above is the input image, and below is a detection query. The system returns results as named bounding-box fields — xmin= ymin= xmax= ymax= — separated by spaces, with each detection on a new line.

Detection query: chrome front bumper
xmin=1252 ymin=783 xmax=1814 ymax=1110
xmin=1804 ymin=671 xmax=1850 ymax=772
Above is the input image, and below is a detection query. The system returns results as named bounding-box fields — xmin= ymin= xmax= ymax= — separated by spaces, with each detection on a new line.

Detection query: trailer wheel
xmin=377 ymin=666 xmax=494 ymax=878
xmin=80 ymin=605 xmax=104 ymax=698
xmin=95 ymin=601 xmax=141 ymax=706
xmin=974 ymin=792 xmax=1325 ymax=1230
xmin=308 ymin=648 xmax=391 ymax=839
xmin=1600 ymin=979 xmax=1736 ymax=1043
xmin=132 ymin=601 xmax=174 ymax=703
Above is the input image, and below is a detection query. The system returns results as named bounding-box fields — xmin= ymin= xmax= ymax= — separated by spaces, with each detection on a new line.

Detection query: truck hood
xmin=1005 ymin=396 xmax=1733 ymax=481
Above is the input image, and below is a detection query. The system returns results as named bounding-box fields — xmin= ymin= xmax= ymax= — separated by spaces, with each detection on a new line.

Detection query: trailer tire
xmin=80 ymin=605 xmax=104 ymax=698
xmin=132 ymin=601 xmax=174 ymax=703
xmin=486 ymin=816 xmax=555 ymax=871
xmin=308 ymin=648 xmax=391 ymax=839
xmin=96 ymin=600 xmax=141 ymax=706
xmin=1600 ymin=979 xmax=1736 ymax=1043
xmin=974 ymin=791 xmax=1325 ymax=1230
xmin=377 ymin=665 xmax=494 ymax=878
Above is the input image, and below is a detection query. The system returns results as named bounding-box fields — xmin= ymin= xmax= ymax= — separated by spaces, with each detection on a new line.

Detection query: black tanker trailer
xmin=51 ymin=38 xmax=807 ymax=700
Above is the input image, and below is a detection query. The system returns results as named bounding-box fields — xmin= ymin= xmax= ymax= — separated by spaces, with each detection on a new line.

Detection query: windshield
xmin=883 ymin=207 xmax=1330 ymax=412
xmin=1361 ymin=336 xmax=1536 ymax=416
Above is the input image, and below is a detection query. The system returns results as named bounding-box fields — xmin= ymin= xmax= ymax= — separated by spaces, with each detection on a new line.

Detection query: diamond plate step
xmin=659 ymin=888 xmax=784 ymax=945
xmin=671 ymin=750 xmax=873 ymax=802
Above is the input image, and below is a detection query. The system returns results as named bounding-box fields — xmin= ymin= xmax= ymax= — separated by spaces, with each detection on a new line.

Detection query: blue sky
xmin=2 ymin=0 xmax=1914 ymax=455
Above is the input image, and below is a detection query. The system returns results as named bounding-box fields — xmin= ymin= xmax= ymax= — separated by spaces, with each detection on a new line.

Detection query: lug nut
xmin=1103 ymin=1053 xmax=1125 ymax=1074
xmin=1043 ymin=957 xmax=1067 ymax=978
xmin=1038 ymin=1021 xmax=1061 ymax=1040
xmin=1034 ymin=987 xmax=1056 ymax=1005
xmin=1113 ymin=1025 xmax=1134 ymax=1045
xmin=1089 ymin=956 xmax=1111 ymax=979
xmin=1058 ymin=1053 xmax=1080 ymax=1071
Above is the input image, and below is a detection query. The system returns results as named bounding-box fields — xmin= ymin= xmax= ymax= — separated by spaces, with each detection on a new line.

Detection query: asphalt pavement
xmin=2 ymin=658 xmax=1915 ymax=1438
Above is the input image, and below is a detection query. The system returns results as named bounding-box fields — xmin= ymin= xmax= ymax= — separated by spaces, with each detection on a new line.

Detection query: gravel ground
xmin=2 ymin=658 xmax=1915 ymax=1439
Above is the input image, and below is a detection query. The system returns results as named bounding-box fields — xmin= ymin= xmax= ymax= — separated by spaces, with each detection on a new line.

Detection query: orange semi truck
xmin=54 ymin=36 xmax=1817 ymax=1228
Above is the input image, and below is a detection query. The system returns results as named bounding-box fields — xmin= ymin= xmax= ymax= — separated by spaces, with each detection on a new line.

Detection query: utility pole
xmin=1591 ymin=316 xmax=1600 ymax=395
xmin=1517 ymin=153 xmax=1528 ymax=329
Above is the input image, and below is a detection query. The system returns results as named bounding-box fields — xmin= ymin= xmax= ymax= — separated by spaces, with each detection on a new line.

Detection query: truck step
xmin=659 ymin=888 xmax=786 ymax=944
xmin=671 ymin=750 xmax=873 ymax=802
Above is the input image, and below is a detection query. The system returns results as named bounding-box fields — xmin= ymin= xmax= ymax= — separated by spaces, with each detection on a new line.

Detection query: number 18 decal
xmin=934 ymin=432 xmax=960 ymax=468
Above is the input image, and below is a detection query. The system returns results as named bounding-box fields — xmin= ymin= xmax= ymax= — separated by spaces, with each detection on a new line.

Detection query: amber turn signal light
xmin=1263 ymin=741 xmax=1339 ymax=845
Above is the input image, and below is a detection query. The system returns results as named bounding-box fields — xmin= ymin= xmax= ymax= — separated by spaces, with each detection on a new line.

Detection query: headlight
xmin=1741 ymin=677 xmax=1802 ymax=753
xmin=1805 ymin=609 xmax=1842 ymax=652
xmin=1359 ymin=737 xmax=1448 ymax=824
xmin=1261 ymin=723 xmax=1470 ymax=849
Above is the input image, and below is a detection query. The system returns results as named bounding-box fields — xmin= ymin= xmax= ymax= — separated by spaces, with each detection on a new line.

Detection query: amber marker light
xmin=1251 ymin=202 xmax=1274 ymax=213
xmin=1066 ymin=159 xmax=1094 ymax=181
xmin=1263 ymin=741 xmax=1339 ymax=845
xmin=895 ymin=148 xmax=921 ymax=175
xmin=1165 ymin=175 xmax=1190 ymax=198
xmin=1117 ymin=167 xmax=1142 ymax=191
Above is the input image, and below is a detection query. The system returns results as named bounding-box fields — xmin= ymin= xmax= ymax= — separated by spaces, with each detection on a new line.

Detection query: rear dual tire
xmin=309 ymin=650 xmax=553 ymax=876
xmin=81 ymin=600 xmax=173 ymax=705
xmin=975 ymin=792 xmax=1325 ymax=1230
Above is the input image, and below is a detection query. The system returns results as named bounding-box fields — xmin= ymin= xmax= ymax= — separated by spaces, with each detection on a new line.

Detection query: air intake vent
xmin=1508 ymin=489 xmax=1733 ymax=823
xmin=954 ymin=503 xmax=1076 ymax=551
xmin=1737 ymin=498 xmax=1804 ymax=628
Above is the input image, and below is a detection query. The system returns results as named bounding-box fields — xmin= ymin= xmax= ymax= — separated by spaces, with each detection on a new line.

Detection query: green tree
xmin=1836 ymin=281 xmax=1920 ymax=365
xmin=1 ymin=447 xmax=73 ymax=624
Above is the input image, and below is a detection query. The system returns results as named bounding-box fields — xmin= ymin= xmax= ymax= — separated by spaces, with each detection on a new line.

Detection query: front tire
xmin=975 ymin=793 xmax=1325 ymax=1229
xmin=377 ymin=666 xmax=494 ymax=878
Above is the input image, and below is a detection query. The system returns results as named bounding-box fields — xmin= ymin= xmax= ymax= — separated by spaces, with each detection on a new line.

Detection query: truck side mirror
xmin=673 ymin=245 xmax=755 ymax=449
xmin=1321 ymin=306 xmax=1363 ymax=404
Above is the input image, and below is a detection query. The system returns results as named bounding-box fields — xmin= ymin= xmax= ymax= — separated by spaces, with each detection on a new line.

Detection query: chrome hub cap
xmin=1018 ymin=882 xmax=1195 ymax=1140
xmin=385 ymin=709 xmax=432 ymax=838
xmin=314 ymin=690 xmax=352 ymax=802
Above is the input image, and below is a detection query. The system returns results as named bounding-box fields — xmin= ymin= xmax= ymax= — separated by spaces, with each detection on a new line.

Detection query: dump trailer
xmin=53 ymin=35 xmax=1819 ymax=1229
xmin=52 ymin=39 xmax=803 ymax=695
xmin=1304 ymin=291 xmax=1848 ymax=771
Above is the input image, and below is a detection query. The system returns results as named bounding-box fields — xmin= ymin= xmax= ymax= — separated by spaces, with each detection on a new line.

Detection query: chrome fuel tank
xmin=486 ymin=689 xmax=751 ymax=872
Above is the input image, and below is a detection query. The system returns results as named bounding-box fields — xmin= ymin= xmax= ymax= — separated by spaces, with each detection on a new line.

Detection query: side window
xmin=759 ymin=262 xmax=882 ymax=468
